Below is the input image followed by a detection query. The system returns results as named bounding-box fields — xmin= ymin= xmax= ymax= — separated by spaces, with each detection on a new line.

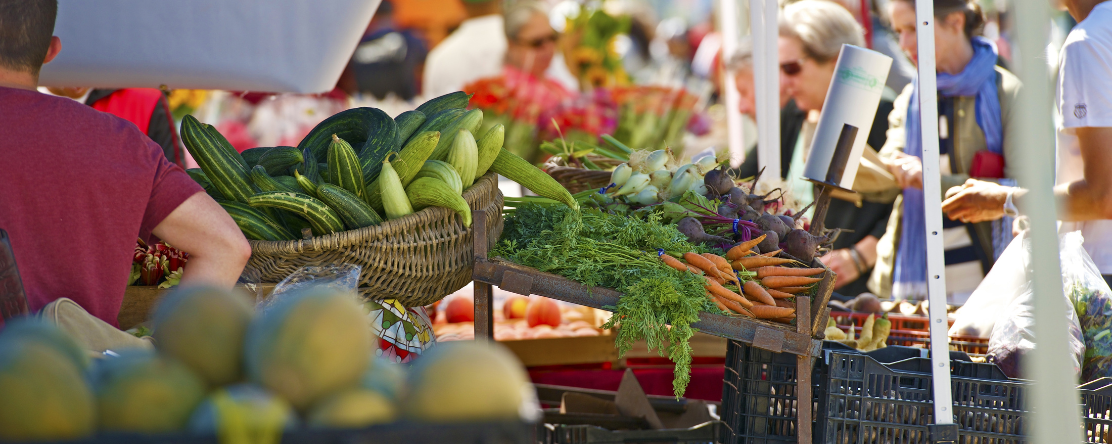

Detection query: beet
xmin=757 ymin=230 xmax=780 ymax=253
xmin=784 ymin=229 xmax=836 ymax=262
xmin=775 ymin=201 xmax=815 ymax=231
xmin=777 ymin=215 xmax=796 ymax=230
xmin=727 ymin=187 xmax=748 ymax=207
xmin=740 ymin=208 xmax=761 ymax=222
xmin=718 ymin=203 xmax=740 ymax=219
xmin=756 ymin=214 xmax=790 ymax=239
xmin=703 ymin=167 xmax=734 ymax=196
xmin=677 ymin=217 xmax=732 ymax=247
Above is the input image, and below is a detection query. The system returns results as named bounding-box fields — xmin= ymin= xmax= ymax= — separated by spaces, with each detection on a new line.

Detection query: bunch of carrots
xmin=658 ymin=234 xmax=826 ymax=324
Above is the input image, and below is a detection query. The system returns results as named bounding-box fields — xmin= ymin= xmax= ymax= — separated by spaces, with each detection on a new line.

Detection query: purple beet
xmin=775 ymin=201 xmax=815 ymax=231
xmin=718 ymin=203 xmax=740 ymax=219
xmin=784 ymin=228 xmax=836 ymax=262
xmin=677 ymin=216 xmax=732 ymax=247
xmin=757 ymin=230 xmax=780 ymax=253
xmin=704 ymin=167 xmax=734 ymax=196
xmin=756 ymin=213 xmax=791 ymax=239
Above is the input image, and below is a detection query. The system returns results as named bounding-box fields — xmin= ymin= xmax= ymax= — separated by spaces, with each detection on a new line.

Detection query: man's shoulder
xmin=1066 ymin=6 xmax=1112 ymax=53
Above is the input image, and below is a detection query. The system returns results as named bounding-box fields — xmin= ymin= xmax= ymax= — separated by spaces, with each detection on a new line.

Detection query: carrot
xmin=761 ymin=276 xmax=822 ymax=288
xmin=766 ymin=288 xmax=796 ymax=299
xmin=732 ymin=256 xmax=795 ymax=270
xmin=708 ymin=275 xmax=726 ymax=285
xmin=705 ymin=278 xmax=754 ymax=309
xmin=749 ymin=305 xmax=796 ymax=319
xmin=771 ymin=315 xmax=797 ymax=324
xmin=761 ymin=249 xmax=783 ymax=257
xmin=702 ymin=253 xmax=734 ymax=275
xmin=686 ymin=265 xmax=704 ymax=275
xmin=715 ymin=295 xmax=755 ymax=317
xmin=774 ymin=299 xmax=794 ymax=309
xmin=755 ymin=267 xmax=826 ymax=279
xmin=742 ymin=281 xmax=776 ymax=306
xmin=686 ymin=252 xmax=729 ymax=281
xmin=771 ymin=286 xmax=810 ymax=294
xmin=659 ymin=253 xmax=689 ymax=273
xmin=707 ymin=293 xmax=729 ymax=312
xmin=727 ymin=234 xmax=766 ymax=260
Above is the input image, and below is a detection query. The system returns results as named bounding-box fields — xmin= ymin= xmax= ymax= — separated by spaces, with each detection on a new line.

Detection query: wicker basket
xmin=244 ymin=173 xmax=504 ymax=307
xmin=545 ymin=166 xmax=612 ymax=194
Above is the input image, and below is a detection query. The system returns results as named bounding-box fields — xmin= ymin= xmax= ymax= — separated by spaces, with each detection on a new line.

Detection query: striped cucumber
xmin=240 ymin=147 xmax=273 ymax=168
xmin=317 ymin=184 xmax=383 ymax=230
xmin=298 ymin=107 xmax=394 ymax=164
xmin=203 ymin=123 xmax=250 ymax=170
xmin=406 ymin=177 xmax=472 ymax=227
xmin=256 ymin=147 xmax=303 ymax=176
xmin=414 ymin=160 xmax=463 ymax=195
xmin=474 ymin=124 xmax=505 ymax=180
xmin=250 ymin=165 xmax=299 ymax=193
xmin=219 ymin=201 xmax=295 ymax=241
xmin=327 ymin=134 xmax=368 ymax=202
xmin=408 ymin=108 xmax=464 ymax=146
xmin=181 ymin=115 xmax=254 ymax=204
xmin=365 ymin=131 xmax=440 ymax=213
xmin=186 ymin=168 xmax=212 ymax=188
xmin=491 ymin=148 xmax=578 ymax=210
xmin=355 ymin=108 xmax=398 ymax=185
xmin=393 ymin=110 xmax=426 ymax=149
xmin=293 ymin=170 xmax=320 ymax=199
xmin=445 ymin=129 xmax=478 ymax=188
xmin=415 ymin=91 xmax=471 ymax=117
xmin=273 ymin=176 xmax=303 ymax=193
xmin=247 ymin=192 xmax=345 ymax=236
xmin=299 ymin=147 xmax=321 ymax=182
xmin=429 ymin=109 xmax=483 ymax=161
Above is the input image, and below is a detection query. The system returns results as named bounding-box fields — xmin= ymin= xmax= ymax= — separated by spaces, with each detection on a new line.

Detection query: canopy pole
xmin=749 ymin=0 xmax=780 ymax=179
xmin=721 ymin=0 xmax=745 ymax=168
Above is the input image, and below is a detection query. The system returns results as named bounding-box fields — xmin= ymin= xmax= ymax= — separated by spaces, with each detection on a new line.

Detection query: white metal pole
xmin=1011 ymin=1 xmax=1085 ymax=442
xmin=763 ymin=0 xmax=779 ymax=179
xmin=913 ymin=1 xmax=956 ymax=426
xmin=749 ymin=0 xmax=767 ymax=172
xmin=721 ymin=0 xmax=746 ymax=168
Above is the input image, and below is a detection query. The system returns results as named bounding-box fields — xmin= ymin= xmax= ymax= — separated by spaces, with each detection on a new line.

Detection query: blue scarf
xmin=893 ymin=37 xmax=1002 ymax=300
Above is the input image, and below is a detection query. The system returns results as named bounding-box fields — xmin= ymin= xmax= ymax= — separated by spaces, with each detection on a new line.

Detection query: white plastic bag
xmin=986 ymin=232 xmax=1085 ymax=380
xmin=1060 ymin=232 xmax=1112 ymax=382
xmin=949 ymin=233 xmax=1029 ymax=338
xmin=258 ymin=264 xmax=361 ymax=312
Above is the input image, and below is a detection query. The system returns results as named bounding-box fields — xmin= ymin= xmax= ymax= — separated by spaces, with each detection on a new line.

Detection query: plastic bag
xmin=949 ymin=233 xmax=1029 ymax=338
xmin=1060 ymin=232 xmax=1112 ymax=382
xmin=986 ymin=232 xmax=1086 ymax=380
xmin=258 ymin=264 xmax=361 ymax=312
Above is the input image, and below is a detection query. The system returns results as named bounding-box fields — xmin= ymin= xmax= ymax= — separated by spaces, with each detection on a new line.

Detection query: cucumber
xmin=249 ymin=165 xmax=299 ymax=193
xmin=256 ymin=147 xmax=303 ymax=176
xmin=474 ymin=124 xmax=505 ymax=180
xmin=393 ymin=110 xmax=426 ymax=149
xmin=327 ymin=135 xmax=368 ymax=202
xmin=185 ymin=168 xmax=212 ymax=188
xmin=298 ymin=107 xmax=394 ymax=164
xmin=299 ymin=147 xmax=321 ymax=182
xmin=406 ymin=177 xmax=472 ymax=227
xmin=293 ymin=171 xmax=320 ymax=199
xmin=414 ymin=160 xmax=463 ymax=195
xmin=218 ymin=201 xmax=295 ymax=241
xmin=356 ymin=108 xmax=400 ymax=185
xmin=247 ymin=192 xmax=345 ymax=236
xmin=240 ymin=147 xmax=273 ymax=168
xmin=429 ymin=109 xmax=483 ymax=162
xmin=415 ymin=91 xmax=471 ymax=117
xmin=365 ymin=131 xmax=440 ymax=213
xmin=317 ymin=184 xmax=383 ymax=230
xmin=181 ymin=115 xmax=254 ymax=204
xmin=273 ymin=176 xmax=302 ymax=193
xmin=407 ymin=108 xmax=464 ymax=146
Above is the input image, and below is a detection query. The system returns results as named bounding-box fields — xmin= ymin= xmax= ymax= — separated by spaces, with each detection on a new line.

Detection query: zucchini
xmin=393 ymin=110 xmax=426 ymax=149
xmin=415 ymin=91 xmax=471 ymax=117
xmin=445 ymin=129 xmax=478 ymax=189
xmin=219 ymin=201 xmax=295 ymax=241
xmin=474 ymin=124 xmax=505 ymax=180
xmin=414 ymin=160 xmax=463 ymax=195
xmin=298 ymin=107 xmax=394 ymax=164
xmin=256 ymin=147 xmax=303 ymax=176
xmin=299 ymin=147 xmax=321 ymax=182
xmin=317 ymin=184 xmax=383 ymax=230
xmin=406 ymin=177 xmax=472 ymax=227
xmin=247 ymin=191 xmax=345 ymax=236
xmin=240 ymin=147 xmax=273 ymax=167
xmin=250 ymin=165 xmax=299 ymax=193
xmin=379 ymin=158 xmax=413 ymax=220
xmin=365 ymin=131 xmax=440 ymax=213
xmin=327 ymin=134 xmax=368 ymax=202
xmin=181 ymin=115 xmax=255 ymax=204
xmin=491 ymin=148 xmax=578 ymax=210
xmin=429 ymin=109 xmax=483 ymax=161
xmin=356 ymin=108 xmax=398 ymax=185
xmin=203 ymin=123 xmax=250 ymax=171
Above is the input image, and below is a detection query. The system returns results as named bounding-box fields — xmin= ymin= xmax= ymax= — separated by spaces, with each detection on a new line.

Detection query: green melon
xmin=153 ymin=286 xmax=254 ymax=387
xmin=361 ymin=355 xmax=406 ymax=403
xmin=0 ymin=316 xmax=90 ymax=371
xmin=188 ymin=384 xmax=297 ymax=434
xmin=244 ymin=288 xmax=372 ymax=411
xmin=402 ymin=341 xmax=539 ymax=422
xmin=308 ymin=388 xmax=397 ymax=428
xmin=90 ymin=349 xmax=207 ymax=433
xmin=0 ymin=341 xmax=95 ymax=441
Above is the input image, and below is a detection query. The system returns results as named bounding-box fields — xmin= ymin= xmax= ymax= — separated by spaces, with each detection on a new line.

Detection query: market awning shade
xmin=38 ymin=0 xmax=380 ymax=93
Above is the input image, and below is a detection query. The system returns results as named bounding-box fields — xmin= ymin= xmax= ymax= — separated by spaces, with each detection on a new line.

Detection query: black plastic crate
xmin=1080 ymin=378 xmax=1112 ymax=443
xmin=720 ymin=340 xmax=814 ymax=444
xmin=541 ymin=421 xmax=721 ymax=444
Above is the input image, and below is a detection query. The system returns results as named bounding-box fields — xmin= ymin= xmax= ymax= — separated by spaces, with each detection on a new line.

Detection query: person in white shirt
xmin=942 ymin=0 xmax=1112 ymax=285
xmin=421 ymin=0 xmax=507 ymax=98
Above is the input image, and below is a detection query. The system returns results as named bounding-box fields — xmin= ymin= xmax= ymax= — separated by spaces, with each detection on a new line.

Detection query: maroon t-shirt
xmin=0 ymin=86 xmax=202 ymax=326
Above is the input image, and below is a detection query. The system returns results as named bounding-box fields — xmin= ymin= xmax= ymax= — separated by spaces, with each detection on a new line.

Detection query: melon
xmin=152 ymin=286 xmax=254 ymax=387
xmin=188 ymin=384 xmax=297 ymax=435
xmin=0 ymin=316 xmax=90 ymax=371
xmin=90 ymin=349 xmax=207 ymax=433
xmin=403 ymin=341 xmax=539 ymax=422
xmin=308 ymin=388 xmax=396 ymax=428
xmin=361 ymin=355 xmax=406 ymax=403
xmin=244 ymin=288 xmax=372 ymax=411
xmin=0 ymin=341 xmax=95 ymax=441
xmin=526 ymin=297 xmax=561 ymax=328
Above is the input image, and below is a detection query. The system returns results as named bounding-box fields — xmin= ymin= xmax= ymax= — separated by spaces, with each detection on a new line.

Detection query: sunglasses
xmin=518 ymin=34 xmax=558 ymax=49
xmin=780 ymin=59 xmax=804 ymax=76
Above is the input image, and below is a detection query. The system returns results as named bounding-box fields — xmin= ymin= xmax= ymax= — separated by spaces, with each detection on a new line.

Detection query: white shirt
xmin=422 ymin=15 xmax=507 ymax=98
xmin=1056 ymin=2 xmax=1112 ymax=273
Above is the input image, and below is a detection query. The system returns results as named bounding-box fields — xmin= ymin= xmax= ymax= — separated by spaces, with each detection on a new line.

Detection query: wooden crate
xmin=118 ymin=283 xmax=275 ymax=330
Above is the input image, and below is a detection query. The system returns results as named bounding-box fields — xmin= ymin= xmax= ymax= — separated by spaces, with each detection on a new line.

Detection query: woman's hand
xmin=941 ymin=179 xmax=1013 ymax=223
xmin=886 ymin=152 xmax=924 ymax=190
xmin=820 ymin=248 xmax=859 ymax=290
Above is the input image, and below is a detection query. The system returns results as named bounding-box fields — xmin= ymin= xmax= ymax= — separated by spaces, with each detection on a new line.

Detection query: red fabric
xmin=88 ymin=88 xmax=163 ymax=135
xmin=0 ymin=87 xmax=203 ymax=326
xmin=528 ymin=359 xmax=726 ymax=402
xmin=969 ymin=150 xmax=1006 ymax=179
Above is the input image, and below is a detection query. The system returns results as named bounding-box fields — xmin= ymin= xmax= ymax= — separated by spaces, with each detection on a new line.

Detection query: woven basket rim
xmin=247 ymin=172 xmax=499 ymax=255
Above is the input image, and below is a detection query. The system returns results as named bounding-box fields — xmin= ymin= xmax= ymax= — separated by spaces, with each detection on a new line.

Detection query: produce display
xmin=183 ymin=92 xmax=577 ymax=242
xmin=0 ymin=286 xmax=537 ymax=442
xmin=432 ymin=293 xmax=608 ymax=342
xmin=128 ymin=239 xmax=187 ymax=288
xmin=824 ymin=315 xmax=892 ymax=352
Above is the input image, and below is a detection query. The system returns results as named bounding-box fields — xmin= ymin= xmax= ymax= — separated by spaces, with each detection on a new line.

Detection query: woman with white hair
xmin=774 ymin=0 xmax=899 ymax=298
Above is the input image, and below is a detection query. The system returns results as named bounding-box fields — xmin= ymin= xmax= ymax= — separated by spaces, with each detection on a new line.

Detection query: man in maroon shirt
xmin=0 ymin=1 xmax=251 ymax=326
